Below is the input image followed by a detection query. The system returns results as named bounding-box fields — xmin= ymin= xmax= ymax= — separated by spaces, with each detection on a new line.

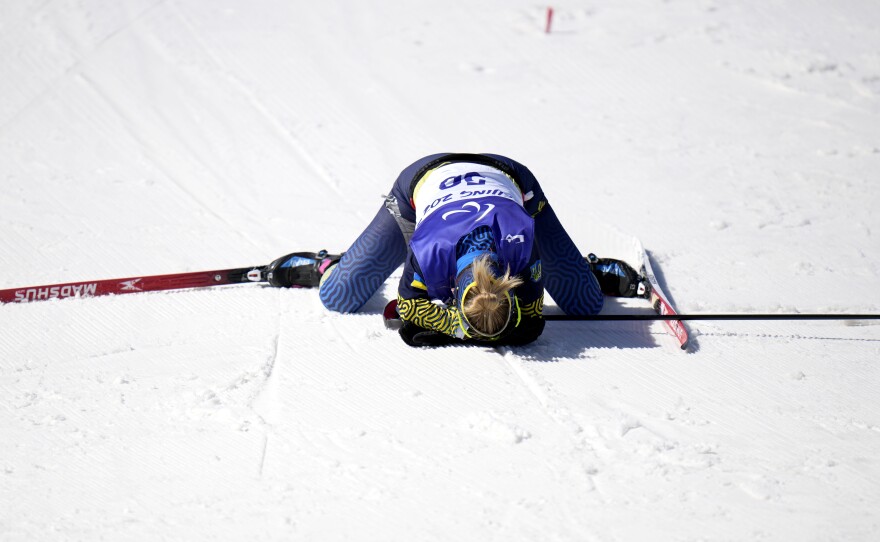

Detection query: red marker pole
xmin=545 ymin=7 xmax=554 ymax=34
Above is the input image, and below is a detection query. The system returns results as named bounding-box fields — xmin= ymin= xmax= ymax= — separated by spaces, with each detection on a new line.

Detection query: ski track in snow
xmin=2 ymin=0 xmax=880 ymax=540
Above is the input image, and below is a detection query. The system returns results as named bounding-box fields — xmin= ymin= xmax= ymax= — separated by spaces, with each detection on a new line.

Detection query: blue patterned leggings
xmin=319 ymin=154 xmax=604 ymax=315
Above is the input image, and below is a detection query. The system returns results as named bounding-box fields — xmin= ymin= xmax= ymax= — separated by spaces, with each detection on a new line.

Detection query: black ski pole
xmin=543 ymin=313 xmax=880 ymax=322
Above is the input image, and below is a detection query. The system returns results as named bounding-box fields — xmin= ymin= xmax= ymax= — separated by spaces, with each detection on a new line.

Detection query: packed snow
xmin=2 ymin=1 xmax=879 ymax=540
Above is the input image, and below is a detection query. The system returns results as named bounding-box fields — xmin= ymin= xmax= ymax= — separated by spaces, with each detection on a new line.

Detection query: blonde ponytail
xmin=461 ymin=254 xmax=523 ymax=336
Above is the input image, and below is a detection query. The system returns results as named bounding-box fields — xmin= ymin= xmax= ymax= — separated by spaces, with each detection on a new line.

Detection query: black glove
xmin=399 ymin=321 xmax=456 ymax=347
xmin=496 ymin=316 xmax=545 ymax=346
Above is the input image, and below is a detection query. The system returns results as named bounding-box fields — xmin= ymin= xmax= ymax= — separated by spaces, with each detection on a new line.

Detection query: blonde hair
xmin=462 ymin=254 xmax=523 ymax=336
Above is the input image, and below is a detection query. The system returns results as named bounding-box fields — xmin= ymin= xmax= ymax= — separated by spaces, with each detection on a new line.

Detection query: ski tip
xmin=383 ymin=299 xmax=398 ymax=318
xmin=670 ymin=323 xmax=690 ymax=352
xmin=383 ymin=299 xmax=403 ymax=330
xmin=384 ymin=318 xmax=403 ymax=331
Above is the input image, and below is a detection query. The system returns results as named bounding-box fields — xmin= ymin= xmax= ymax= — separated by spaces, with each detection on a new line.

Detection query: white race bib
xmin=413 ymin=162 xmax=523 ymax=225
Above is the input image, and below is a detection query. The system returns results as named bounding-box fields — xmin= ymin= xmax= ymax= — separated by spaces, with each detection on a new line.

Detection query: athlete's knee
xmin=318 ymin=264 xmax=365 ymax=313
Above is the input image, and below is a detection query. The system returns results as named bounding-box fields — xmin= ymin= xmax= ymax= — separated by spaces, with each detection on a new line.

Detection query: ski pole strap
xmin=544 ymin=313 xmax=880 ymax=322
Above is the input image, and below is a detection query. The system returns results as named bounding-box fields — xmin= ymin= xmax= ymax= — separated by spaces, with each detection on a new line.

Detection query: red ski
xmin=0 ymin=266 xmax=266 ymax=304
xmin=636 ymin=239 xmax=690 ymax=350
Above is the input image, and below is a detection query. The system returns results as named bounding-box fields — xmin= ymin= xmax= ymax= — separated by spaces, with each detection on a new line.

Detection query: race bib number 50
xmin=414 ymin=162 xmax=523 ymax=224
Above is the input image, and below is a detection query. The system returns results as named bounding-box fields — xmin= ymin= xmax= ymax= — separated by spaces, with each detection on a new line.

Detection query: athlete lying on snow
xmin=266 ymin=153 xmax=645 ymax=347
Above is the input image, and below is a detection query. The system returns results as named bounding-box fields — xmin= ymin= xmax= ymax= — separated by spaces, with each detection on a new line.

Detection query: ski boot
xmin=586 ymin=253 xmax=650 ymax=298
xmin=266 ymin=250 xmax=342 ymax=288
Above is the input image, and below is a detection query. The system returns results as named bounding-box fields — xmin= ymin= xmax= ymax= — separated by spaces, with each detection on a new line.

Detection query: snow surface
xmin=2 ymin=0 xmax=880 ymax=540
